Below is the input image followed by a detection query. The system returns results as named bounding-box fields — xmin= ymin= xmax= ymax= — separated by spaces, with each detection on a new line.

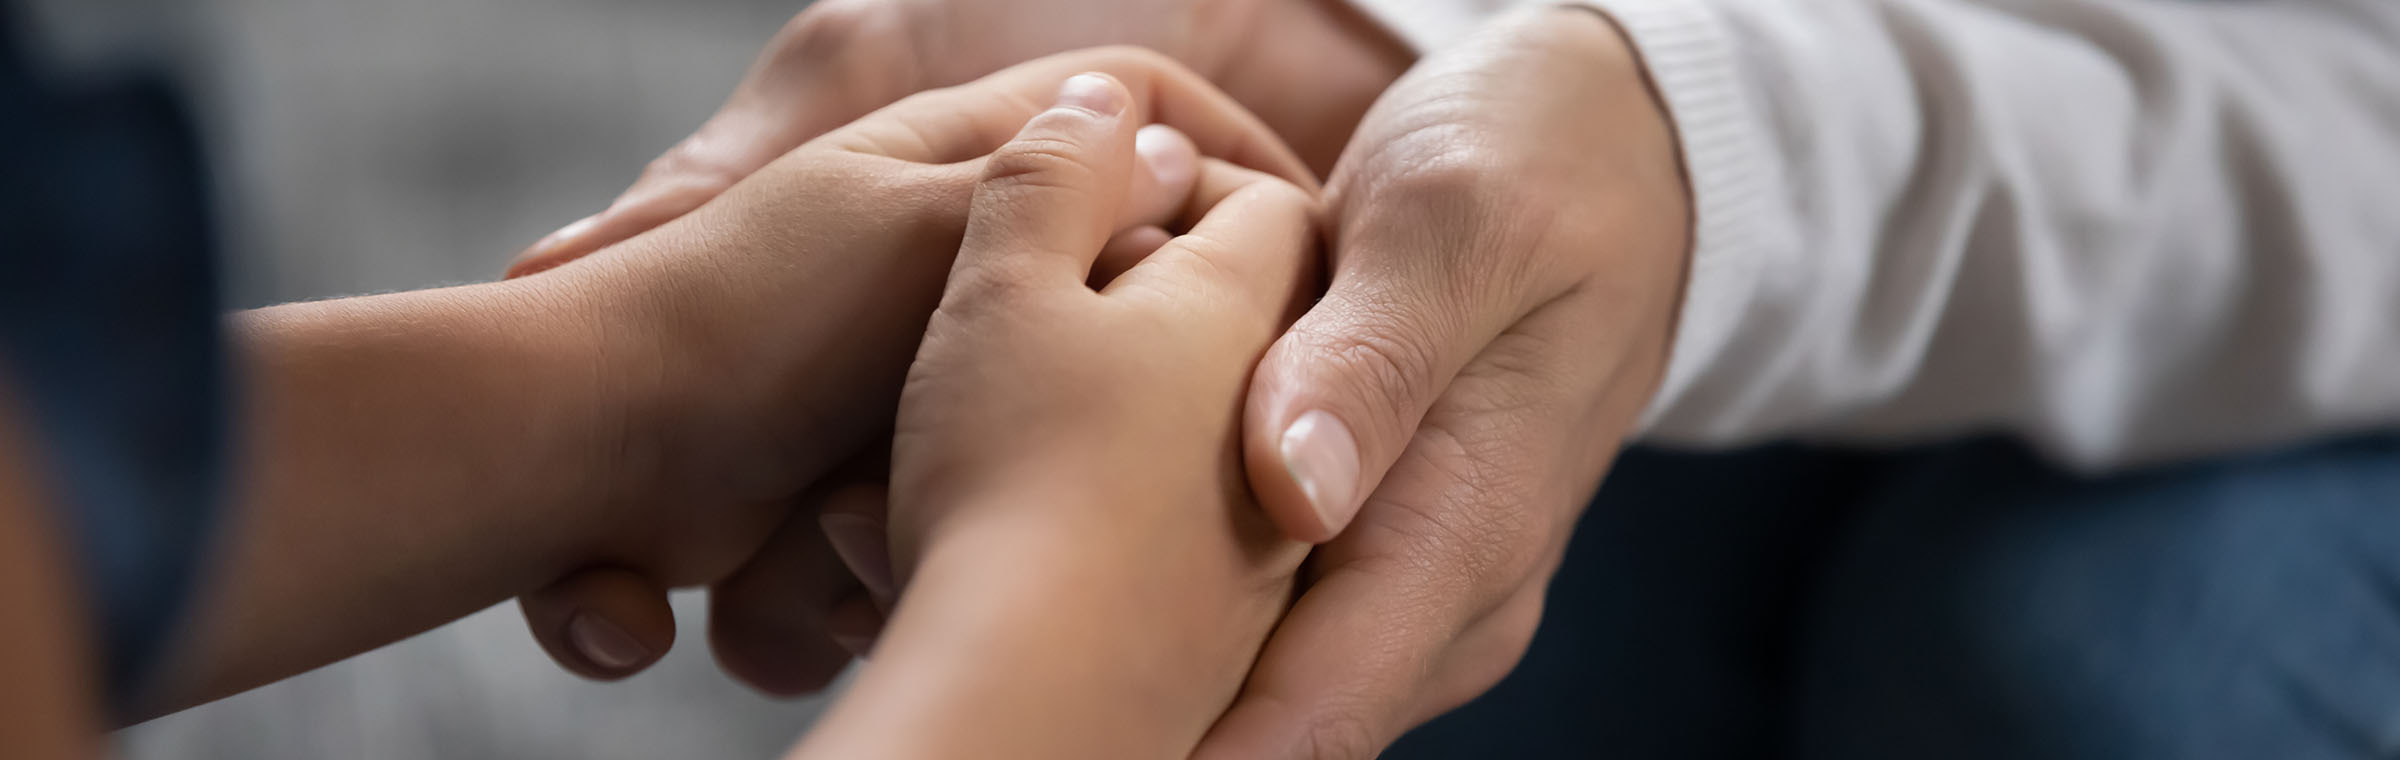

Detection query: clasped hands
xmin=501 ymin=3 xmax=1691 ymax=758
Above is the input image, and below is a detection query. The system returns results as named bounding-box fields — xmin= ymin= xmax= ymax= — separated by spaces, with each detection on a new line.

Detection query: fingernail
xmin=530 ymin=214 xmax=599 ymax=258
xmin=1281 ymin=410 xmax=1362 ymax=538
xmin=1055 ymin=72 xmax=1126 ymax=117
xmin=821 ymin=512 xmax=896 ymax=603
xmin=1135 ymin=124 xmax=1197 ymax=197
xmin=827 ymin=612 xmax=880 ymax=660
xmin=566 ymin=612 xmax=649 ymax=671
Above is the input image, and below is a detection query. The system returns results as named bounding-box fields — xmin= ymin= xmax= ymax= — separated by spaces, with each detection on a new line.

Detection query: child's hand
xmin=504 ymin=50 xmax=1312 ymax=693
xmin=791 ymin=72 xmax=1319 ymax=760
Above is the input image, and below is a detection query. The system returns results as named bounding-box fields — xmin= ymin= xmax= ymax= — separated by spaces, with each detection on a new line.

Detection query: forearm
xmin=794 ymin=493 xmax=1296 ymax=760
xmin=144 ymin=279 xmax=623 ymax=715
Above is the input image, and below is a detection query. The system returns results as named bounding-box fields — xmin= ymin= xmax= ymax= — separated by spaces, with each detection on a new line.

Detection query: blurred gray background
xmin=21 ymin=0 xmax=838 ymax=757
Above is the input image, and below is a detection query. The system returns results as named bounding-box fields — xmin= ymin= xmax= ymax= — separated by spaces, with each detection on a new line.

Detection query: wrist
xmin=484 ymin=271 xmax=674 ymax=557
xmin=888 ymin=479 xmax=1302 ymax=686
xmin=820 ymin=503 xmax=1276 ymax=760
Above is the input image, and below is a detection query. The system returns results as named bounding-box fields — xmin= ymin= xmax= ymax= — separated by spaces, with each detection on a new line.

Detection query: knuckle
xmin=980 ymin=136 xmax=1098 ymax=193
xmin=1292 ymin=308 xmax=1447 ymax=422
xmin=942 ymin=258 xmax=1039 ymax=312
xmin=1338 ymin=135 xmax=1559 ymax=309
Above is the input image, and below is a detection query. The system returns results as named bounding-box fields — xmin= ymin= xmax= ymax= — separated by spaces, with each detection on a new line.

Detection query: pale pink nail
xmin=1055 ymin=73 xmax=1126 ymax=117
xmin=1281 ymin=410 xmax=1362 ymax=538
xmin=567 ymin=612 xmax=648 ymax=671
xmin=1136 ymin=124 xmax=1197 ymax=198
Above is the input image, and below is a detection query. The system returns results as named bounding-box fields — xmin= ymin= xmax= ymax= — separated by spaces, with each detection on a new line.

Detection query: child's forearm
xmin=142 ymin=279 xmax=634 ymax=717
xmin=791 ymin=493 xmax=1296 ymax=760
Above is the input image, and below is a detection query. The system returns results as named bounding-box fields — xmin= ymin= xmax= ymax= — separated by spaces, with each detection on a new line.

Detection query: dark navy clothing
xmin=0 ymin=13 xmax=226 ymax=714
xmin=1389 ymin=434 xmax=2400 ymax=760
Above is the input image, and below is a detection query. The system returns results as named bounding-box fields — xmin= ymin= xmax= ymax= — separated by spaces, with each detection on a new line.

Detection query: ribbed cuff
xmin=1566 ymin=0 xmax=1766 ymax=434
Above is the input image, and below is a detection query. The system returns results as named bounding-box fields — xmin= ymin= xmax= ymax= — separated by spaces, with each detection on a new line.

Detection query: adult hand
xmin=1200 ymin=7 xmax=1693 ymax=757
xmin=507 ymin=48 xmax=1310 ymax=694
xmin=505 ymin=0 xmax=1409 ymax=278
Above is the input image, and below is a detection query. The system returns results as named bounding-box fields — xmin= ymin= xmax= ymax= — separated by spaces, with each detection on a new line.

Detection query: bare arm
xmin=0 ymin=376 xmax=106 ymax=758
xmin=139 ymin=279 xmax=636 ymax=716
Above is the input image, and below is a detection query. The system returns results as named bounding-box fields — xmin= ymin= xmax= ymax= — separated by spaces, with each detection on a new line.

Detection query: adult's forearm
xmin=142 ymin=280 xmax=624 ymax=717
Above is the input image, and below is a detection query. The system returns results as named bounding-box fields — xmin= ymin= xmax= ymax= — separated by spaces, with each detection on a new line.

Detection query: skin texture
xmin=111 ymin=48 xmax=1311 ymax=718
xmin=505 ymin=3 xmax=1692 ymax=757
xmin=791 ymin=72 xmax=1320 ymax=760
xmin=1200 ymin=9 xmax=1691 ymax=757
xmin=505 ymin=0 xmax=1406 ymax=693
xmin=506 ymin=0 xmax=1405 ymax=277
xmin=0 ymin=51 xmax=1318 ymax=755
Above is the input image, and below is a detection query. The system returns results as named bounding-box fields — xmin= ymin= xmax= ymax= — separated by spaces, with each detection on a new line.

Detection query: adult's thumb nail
xmin=1281 ymin=410 xmax=1362 ymax=538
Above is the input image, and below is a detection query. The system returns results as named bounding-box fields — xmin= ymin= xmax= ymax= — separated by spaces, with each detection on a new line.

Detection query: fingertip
xmin=708 ymin=601 xmax=853 ymax=697
xmin=1130 ymin=123 xmax=1199 ymax=225
xmin=506 ymin=214 xmax=597 ymax=279
xmin=1054 ymin=71 xmax=1130 ymax=118
xmin=1280 ymin=409 xmax=1364 ymax=539
xmin=824 ymin=591 xmax=885 ymax=659
xmin=961 ymin=70 xmax=1143 ymax=286
xmin=1092 ymin=225 xmax=1174 ymax=287
xmin=519 ymin=567 xmax=676 ymax=681
xmin=566 ymin=611 xmax=654 ymax=673
xmin=819 ymin=503 xmax=895 ymax=606
xmin=1245 ymin=409 xmax=1340 ymax=545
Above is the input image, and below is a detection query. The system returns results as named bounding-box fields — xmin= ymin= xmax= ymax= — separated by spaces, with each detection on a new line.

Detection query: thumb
xmin=1245 ymin=254 xmax=1506 ymax=543
xmin=954 ymin=72 xmax=1142 ymax=290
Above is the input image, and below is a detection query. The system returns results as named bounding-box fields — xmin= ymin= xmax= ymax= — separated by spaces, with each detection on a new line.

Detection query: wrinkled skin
xmin=511 ymin=4 xmax=1695 ymax=759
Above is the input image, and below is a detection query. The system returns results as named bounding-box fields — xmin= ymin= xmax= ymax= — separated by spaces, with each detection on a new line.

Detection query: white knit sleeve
xmin=1573 ymin=0 xmax=2400 ymax=469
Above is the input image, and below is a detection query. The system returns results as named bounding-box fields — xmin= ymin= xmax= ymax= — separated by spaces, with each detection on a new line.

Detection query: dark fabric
xmin=0 ymin=10 xmax=227 ymax=715
xmin=1389 ymin=434 xmax=2400 ymax=760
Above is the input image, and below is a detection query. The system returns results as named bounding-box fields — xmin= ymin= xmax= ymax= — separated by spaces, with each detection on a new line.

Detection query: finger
xmin=925 ymin=121 xmax=1197 ymax=252
xmin=1090 ymin=226 xmax=1173 ymax=287
xmin=708 ymin=501 xmax=864 ymax=698
xmin=1106 ymin=159 xmax=1320 ymax=323
xmin=1417 ymin=571 xmax=1548 ymax=720
xmin=1126 ymin=123 xmax=1201 ymax=228
xmin=831 ymin=46 xmax=1314 ymax=190
xmin=1193 ymin=556 xmax=1470 ymax=760
xmin=1241 ymin=203 xmax=1534 ymax=543
xmin=824 ymin=590 xmax=885 ymax=659
xmin=507 ymin=1 xmax=906 ymax=278
xmin=817 ymin=482 xmax=895 ymax=609
xmin=517 ymin=567 xmax=676 ymax=681
xmin=1200 ymin=295 xmax=1615 ymax=760
xmin=954 ymin=72 xmax=1140 ymax=289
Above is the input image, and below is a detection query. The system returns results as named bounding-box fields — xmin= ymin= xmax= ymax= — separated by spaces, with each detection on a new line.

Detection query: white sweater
xmin=1350 ymin=0 xmax=2400 ymax=470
